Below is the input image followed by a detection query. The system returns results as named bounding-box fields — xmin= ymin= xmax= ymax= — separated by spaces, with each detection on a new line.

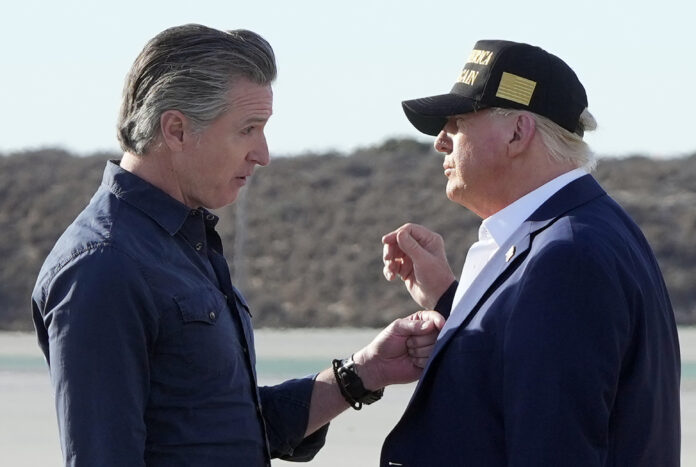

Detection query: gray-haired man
xmin=32 ymin=24 xmax=443 ymax=466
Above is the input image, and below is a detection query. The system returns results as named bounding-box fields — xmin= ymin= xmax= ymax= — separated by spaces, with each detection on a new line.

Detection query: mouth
xmin=234 ymin=175 xmax=251 ymax=185
xmin=443 ymin=158 xmax=455 ymax=177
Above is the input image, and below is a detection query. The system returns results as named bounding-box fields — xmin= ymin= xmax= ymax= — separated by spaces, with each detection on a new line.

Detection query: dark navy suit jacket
xmin=381 ymin=175 xmax=680 ymax=467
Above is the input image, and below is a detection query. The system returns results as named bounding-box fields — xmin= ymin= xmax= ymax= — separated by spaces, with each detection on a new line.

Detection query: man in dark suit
xmin=380 ymin=40 xmax=680 ymax=466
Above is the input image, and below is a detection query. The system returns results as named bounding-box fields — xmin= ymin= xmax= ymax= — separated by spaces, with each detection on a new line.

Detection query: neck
xmin=120 ymin=150 xmax=186 ymax=205
xmin=477 ymin=150 xmax=579 ymax=219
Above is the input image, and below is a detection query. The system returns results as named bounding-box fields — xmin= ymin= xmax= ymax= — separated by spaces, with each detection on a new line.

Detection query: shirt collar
xmin=481 ymin=167 xmax=587 ymax=247
xmin=102 ymin=160 xmax=219 ymax=235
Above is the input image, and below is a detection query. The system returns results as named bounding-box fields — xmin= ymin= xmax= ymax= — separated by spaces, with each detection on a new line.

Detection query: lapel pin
xmin=505 ymin=245 xmax=516 ymax=262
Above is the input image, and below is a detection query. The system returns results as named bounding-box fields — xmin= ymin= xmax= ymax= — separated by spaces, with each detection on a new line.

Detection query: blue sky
xmin=2 ymin=0 xmax=694 ymax=158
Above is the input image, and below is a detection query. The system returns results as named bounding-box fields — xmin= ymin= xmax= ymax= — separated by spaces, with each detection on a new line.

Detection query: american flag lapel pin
xmin=505 ymin=245 xmax=516 ymax=263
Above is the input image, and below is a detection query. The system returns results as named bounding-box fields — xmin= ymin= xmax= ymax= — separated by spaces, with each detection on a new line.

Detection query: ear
xmin=159 ymin=110 xmax=190 ymax=152
xmin=507 ymin=112 xmax=536 ymax=158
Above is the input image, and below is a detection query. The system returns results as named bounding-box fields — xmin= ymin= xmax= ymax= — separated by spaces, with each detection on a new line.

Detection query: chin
xmin=222 ymin=190 xmax=242 ymax=207
xmin=204 ymin=196 xmax=235 ymax=210
xmin=445 ymin=184 xmax=458 ymax=202
xmin=446 ymin=185 xmax=466 ymax=206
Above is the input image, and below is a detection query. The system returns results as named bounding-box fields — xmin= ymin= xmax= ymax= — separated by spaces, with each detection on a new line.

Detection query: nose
xmin=249 ymin=134 xmax=270 ymax=167
xmin=434 ymin=130 xmax=452 ymax=154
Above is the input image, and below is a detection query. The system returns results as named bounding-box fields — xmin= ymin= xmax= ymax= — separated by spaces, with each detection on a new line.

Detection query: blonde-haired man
xmin=381 ymin=40 xmax=680 ymax=466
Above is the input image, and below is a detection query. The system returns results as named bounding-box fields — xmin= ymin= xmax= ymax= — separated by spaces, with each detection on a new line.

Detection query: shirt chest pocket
xmin=174 ymin=289 xmax=245 ymax=374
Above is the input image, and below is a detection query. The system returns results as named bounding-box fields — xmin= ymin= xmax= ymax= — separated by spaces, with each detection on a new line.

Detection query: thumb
xmin=394 ymin=317 xmax=438 ymax=336
xmin=396 ymin=230 xmax=430 ymax=262
xmin=419 ymin=310 xmax=446 ymax=331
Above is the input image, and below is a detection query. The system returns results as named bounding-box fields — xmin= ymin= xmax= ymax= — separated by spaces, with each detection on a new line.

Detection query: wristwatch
xmin=332 ymin=355 xmax=384 ymax=410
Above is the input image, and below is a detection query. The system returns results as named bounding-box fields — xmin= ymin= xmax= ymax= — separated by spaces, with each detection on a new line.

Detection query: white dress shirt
xmin=451 ymin=168 xmax=588 ymax=327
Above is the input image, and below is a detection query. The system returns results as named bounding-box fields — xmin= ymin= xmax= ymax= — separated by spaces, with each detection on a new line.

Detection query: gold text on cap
xmin=467 ymin=49 xmax=494 ymax=66
xmin=457 ymin=69 xmax=479 ymax=86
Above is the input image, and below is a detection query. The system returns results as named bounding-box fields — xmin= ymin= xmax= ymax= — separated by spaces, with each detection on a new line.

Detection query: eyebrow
xmin=242 ymin=116 xmax=271 ymax=125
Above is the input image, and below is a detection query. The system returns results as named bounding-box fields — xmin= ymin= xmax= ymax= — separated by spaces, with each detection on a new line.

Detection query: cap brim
xmin=402 ymin=94 xmax=478 ymax=136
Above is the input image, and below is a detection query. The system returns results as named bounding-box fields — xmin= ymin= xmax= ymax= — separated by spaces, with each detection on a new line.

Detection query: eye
xmin=241 ymin=126 xmax=254 ymax=135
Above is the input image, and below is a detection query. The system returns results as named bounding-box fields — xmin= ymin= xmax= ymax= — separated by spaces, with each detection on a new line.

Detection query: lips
xmin=443 ymin=158 xmax=455 ymax=177
xmin=235 ymin=167 xmax=255 ymax=184
xmin=234 ymin=174 xmax=250 ymax=185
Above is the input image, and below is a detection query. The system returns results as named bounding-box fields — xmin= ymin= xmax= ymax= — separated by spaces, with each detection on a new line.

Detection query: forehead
xmin=225 ymin=79 xmax=274 ymax=118
xmin=445 ymin=110 xmax=490 ymax=129
xmin=456 ymin=109 xmax=493 ymax=123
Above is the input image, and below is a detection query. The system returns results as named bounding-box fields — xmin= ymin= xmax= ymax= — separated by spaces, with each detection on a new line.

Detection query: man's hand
xmin=382 ymin=223 xmax=456 ymax=309
xmin=352 ymin=310 xmax=446 ymax=390
xmin=304 ymin=310 xmax=445 ymax=436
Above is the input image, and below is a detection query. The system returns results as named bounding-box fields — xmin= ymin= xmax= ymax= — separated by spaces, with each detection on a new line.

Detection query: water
xmin=2 ymin=329 xmax=695 ymax=466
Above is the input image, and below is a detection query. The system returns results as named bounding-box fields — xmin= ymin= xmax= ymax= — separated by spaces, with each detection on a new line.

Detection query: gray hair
xmin=117 ymin=24 xmax=277 ymax=155
xmin=490 ymin=107 xmax=598 ymax=171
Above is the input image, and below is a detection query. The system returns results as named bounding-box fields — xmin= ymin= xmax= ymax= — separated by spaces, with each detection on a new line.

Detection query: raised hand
xmin=382 ymin=223 xmax=456 ymax=309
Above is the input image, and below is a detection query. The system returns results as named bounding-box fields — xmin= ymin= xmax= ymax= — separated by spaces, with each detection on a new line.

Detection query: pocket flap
xmin=174 ymin=289 xmax=226 ymax=324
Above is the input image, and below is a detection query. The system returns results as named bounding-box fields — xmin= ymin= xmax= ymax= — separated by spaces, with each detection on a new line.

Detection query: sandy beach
xmin=1 ymin=328 xmax=694 ymax=466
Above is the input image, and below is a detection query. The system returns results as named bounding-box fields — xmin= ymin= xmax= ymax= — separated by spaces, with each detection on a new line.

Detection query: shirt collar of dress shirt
xmin=102 ymin=160 xmax=219 ymax=236
xmin=480 ymin=167 xmax=587 ymax=247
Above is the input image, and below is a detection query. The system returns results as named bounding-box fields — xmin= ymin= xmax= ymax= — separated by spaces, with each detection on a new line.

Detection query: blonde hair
xmin=491 ymin=107 xmax=597 ymax=171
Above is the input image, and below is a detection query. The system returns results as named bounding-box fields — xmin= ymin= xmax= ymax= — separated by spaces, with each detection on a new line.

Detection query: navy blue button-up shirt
xmin=32 ymin=161 xmax=327 ymax=466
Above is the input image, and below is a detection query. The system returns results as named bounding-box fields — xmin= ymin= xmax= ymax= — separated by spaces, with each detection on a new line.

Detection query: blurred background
xmin=1 ymin=0 xmax=694 ymax=465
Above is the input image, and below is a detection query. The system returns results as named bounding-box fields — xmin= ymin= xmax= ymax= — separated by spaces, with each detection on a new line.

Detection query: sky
xmin=2 ymin=0 xmax=695 ymax=159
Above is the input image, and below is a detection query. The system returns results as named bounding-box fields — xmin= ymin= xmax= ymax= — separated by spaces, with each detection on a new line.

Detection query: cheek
xmin=455 ymin=133 xmax=501 ymax=171
xmin=451 ymin=141 xmax=474 ymax=176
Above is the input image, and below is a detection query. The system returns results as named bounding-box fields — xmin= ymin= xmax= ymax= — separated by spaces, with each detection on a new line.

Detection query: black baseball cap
xmin=402 ymin=40 xmax=588 ymax=137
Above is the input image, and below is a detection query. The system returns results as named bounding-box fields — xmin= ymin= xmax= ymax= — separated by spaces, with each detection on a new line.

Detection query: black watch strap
xmin=332 ymin=355 xmax=384 ymax=410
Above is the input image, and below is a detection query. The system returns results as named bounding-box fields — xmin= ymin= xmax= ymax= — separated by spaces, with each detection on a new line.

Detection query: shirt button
xmin=209 ymin=311 xmax=216 ymax=320
xmin=242 ymin=346 xmax=248 ymax=354
xmin=190 ymin=209 xmax=198 ymax=217
xmin=195 ymin=242 xmax=203 ymax=251
xmin=206 ymin=214 xmax=215 ymax=221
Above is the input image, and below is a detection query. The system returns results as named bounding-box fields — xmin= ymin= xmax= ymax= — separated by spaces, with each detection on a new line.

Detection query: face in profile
xmin=436 ymin=110 xmax=512 ymax=217
xmin=175 ymin=79 xmax=274 ymax=210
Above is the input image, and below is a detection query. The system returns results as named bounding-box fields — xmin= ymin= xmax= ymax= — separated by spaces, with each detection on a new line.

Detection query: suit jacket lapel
xmin=441 ymin=225 xmax=532 ymax=333
xmin=408 ymin=175 xmax=607 ymax=399
xmin=419 ymin=221 xmax=537 ymax=378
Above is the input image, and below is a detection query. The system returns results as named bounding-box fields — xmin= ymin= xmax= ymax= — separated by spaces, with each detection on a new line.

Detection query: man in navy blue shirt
xmin=31 ymin=24 xmax=443 ymax=466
